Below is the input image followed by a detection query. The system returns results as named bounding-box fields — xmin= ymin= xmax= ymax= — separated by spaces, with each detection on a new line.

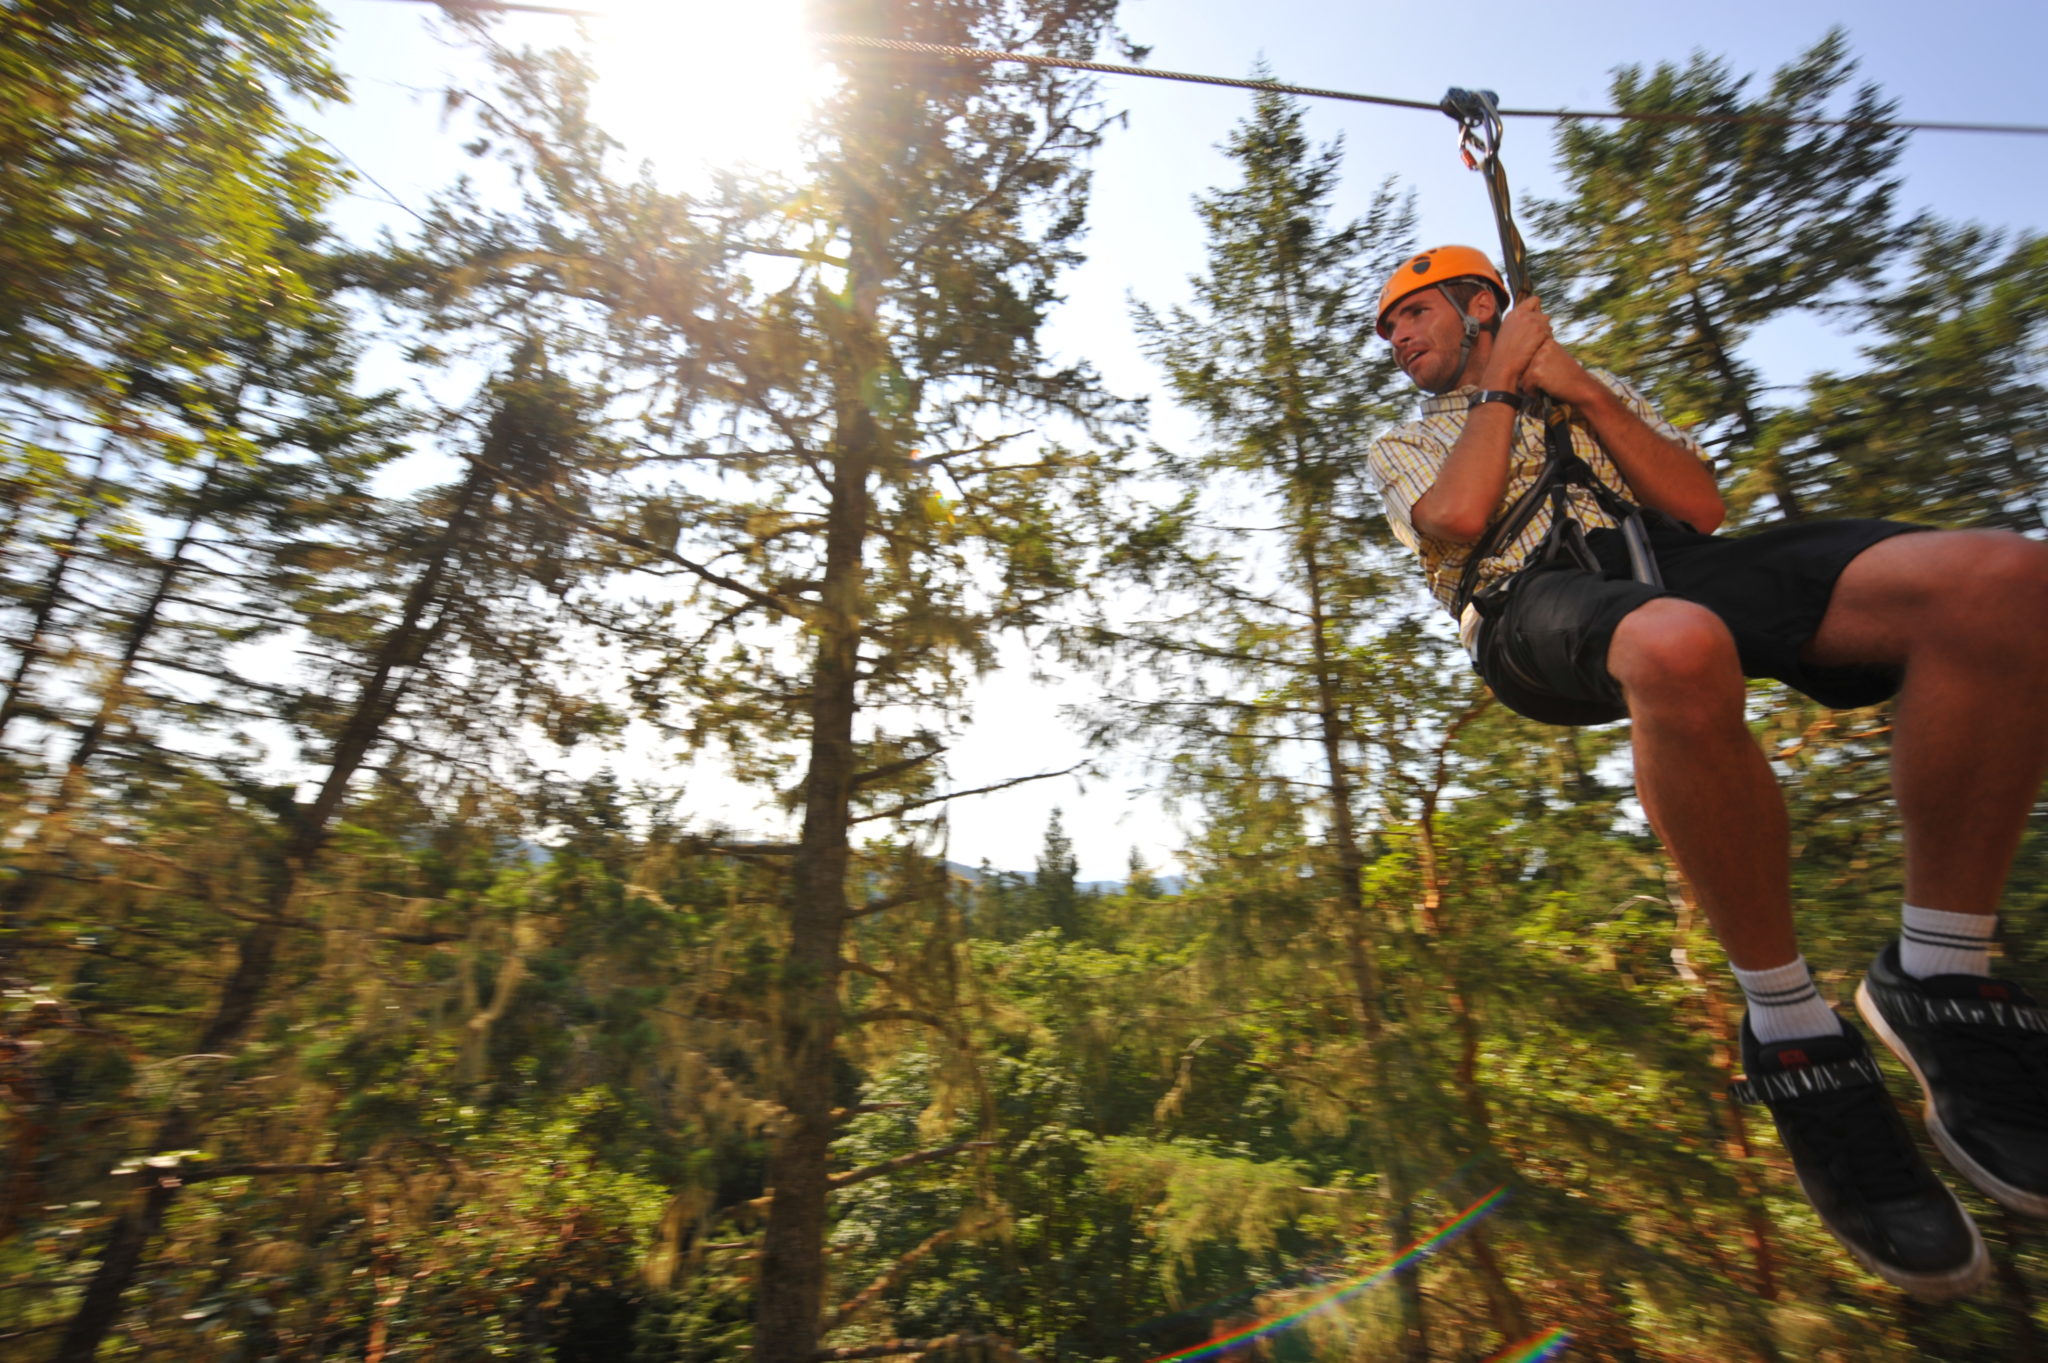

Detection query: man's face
xmin=1385 ymin=286 xmax=1488 ymax=394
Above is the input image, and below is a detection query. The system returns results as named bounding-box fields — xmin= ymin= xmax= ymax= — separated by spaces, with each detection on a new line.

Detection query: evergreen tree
xmin=403 ymin=5 xmax=1141 ymax=1357
xmin=0 ymin=1 xmax=350 ymax=729
xmin=0 ymin=228 xmax=411 ymax=937
xmin=1778 ymin=223 xmax=2048 ymax=529
xmin=0 ymin=0 xmax=343 ymax=434
xmin=1125 ymin=846 xmax=1161 ymax=899
xmin=15 ymin=10 xmax=2048 ymax=1359
xmin=1118 ymin=85 xmax=1454 ymax=1356
xmin=50 ymin=343 xmax=621 ymax=1360
xmin=1035 ymin=806 xmax=1083 ymax=938
xmin=1530 ymin=31 xmax=1910 ymax=520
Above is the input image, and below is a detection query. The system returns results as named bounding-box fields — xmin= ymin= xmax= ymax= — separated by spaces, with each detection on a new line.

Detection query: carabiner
xmin=1440 ymin=87 xmax=1504 ymax=169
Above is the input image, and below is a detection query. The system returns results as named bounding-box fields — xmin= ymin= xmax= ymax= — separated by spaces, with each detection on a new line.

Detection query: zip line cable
xmin=372 ymin=0 xmax=2048 ymax=139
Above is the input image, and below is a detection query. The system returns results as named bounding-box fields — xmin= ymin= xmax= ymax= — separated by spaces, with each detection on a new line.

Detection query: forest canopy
xmin=4 ymin=4 xmax=2048 ymax=1362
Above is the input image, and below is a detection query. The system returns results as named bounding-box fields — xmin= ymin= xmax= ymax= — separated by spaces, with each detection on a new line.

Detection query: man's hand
xmin=1476 ymin=294 xmax=1552 ymax=393
xmin=1521 ymin=337 xmax=1604 ymax=408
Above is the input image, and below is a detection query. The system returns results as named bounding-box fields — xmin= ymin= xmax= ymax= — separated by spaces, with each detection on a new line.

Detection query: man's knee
xmin=1964 ymin=531 xmax=2048 ymax=616
xmin=1609 ymin=599 xmax=1743 ymax=716
xmin=1922 ymin=531 xmax=2048 ymax=655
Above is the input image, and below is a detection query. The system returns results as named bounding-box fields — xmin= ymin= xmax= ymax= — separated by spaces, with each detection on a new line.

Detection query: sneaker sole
xmin=1792 ymin=1161 xmax=1989 ymax=1299
xmin=1857 ymin=979 xmax=2048 ymax=1218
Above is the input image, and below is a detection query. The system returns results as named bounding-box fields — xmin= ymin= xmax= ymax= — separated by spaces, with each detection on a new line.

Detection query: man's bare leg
xmin=1597 ymin=561 xmax=1992 ymax=1293
xmin=1803 ymin=530 xmax=2048 ymax=917
xmin=1808 ymin=529 xmax=2048 ymax=1228
xmin=1607 ymin=597 xmax=1797 ymax=969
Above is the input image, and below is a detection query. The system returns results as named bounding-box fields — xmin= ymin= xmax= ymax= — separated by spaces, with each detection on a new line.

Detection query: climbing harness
xmin=1439 ymin=88 xmax=1665 ymax=618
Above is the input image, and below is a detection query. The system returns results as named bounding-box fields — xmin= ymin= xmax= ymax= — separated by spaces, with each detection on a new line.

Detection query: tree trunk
xmin=1300 ymin=540 xmax=1430 ymax=1362
xmin=51 ymin=459 xmax=493 ymax=1362
xmin=1408 ymin=699 xmax=1531 ymax=1345
xmin=752 ymin=151 xmax=883 ymax=1363
xmin=1685 ymin=287 xmax=1802 ymax=520
xmin=458 ymin=913 xmax=533 ymax=1085
xmin=751 ymin=481 xmax=865 ymax=1363
xmin=0 ymin=445 xmax=111 ymax=744
xmin=2 ymin=454 xmax=225 ymax=934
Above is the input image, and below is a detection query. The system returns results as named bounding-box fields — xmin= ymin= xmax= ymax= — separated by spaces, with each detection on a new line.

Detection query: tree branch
xmin=844 ymin=881 xmax=941 ymax=922
xmin=849 ymin=746 xmax=946 ymax=790
xmin=734 ymin=1139 xmax=996 ymax=1215
xmin=831 ymin=1213 xmax=997 ymax=1329
xmin=133 ymin=1160 xmax=363 ymax=1187
xmin=828 ymin=1139 xmax=996 ymax=1192
xmin=812 ymin=1335 xmax=1023 ymax=1363
xmin=845 ymin=1007 xmax=954 ymax=1032
xmin=850 ymin=765 xmax=1082 ymax=825
xmin=505 ymin=484 xmax=801 ymax=621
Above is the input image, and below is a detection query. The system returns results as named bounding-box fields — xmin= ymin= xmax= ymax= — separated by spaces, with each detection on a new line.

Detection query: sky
xmin=309 ymin=0 xmax=2048 ymax=879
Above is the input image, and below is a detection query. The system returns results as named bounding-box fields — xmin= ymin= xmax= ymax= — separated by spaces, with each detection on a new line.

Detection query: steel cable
xmin=375 ymin=1 xmax=2048 ymax=138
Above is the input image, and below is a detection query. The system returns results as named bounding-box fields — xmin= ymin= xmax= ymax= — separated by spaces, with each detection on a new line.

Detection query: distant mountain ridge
xmin=939 ymin=860 xmax=1184 ymax=896
xmin=517 ymin=843 xmax=1181 ymax=894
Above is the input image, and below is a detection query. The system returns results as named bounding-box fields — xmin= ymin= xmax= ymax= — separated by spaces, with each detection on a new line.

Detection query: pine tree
xmin=1034 ymin=807 xmax=1083 ymax=938
xmin=0 ymin=2 xmax=349 ymax=724
xmin=1777 ymin=224 xmax=2048 ymax=528
xmin=0 ymin=228 xmax=411 ymax=937
xmin=1125 ymin=846 xmax=1161 ymax=899
xmin=1118 ymin=85 xmax=1463 ymax=1356
xmin=1530 ymin=31 xmax=1910 ymax=520
xmin=51 ymin=343 xmax=621 ymax=1360
xmin=403 ymin=5 xmax=1140 ymax=1357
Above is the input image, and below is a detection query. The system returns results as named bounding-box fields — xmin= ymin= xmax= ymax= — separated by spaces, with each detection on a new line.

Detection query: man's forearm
xmin=1572 ymin=384 xmax=1725 ymax=532
xmin=1412 ymin=404 xmax=1519 ymax=543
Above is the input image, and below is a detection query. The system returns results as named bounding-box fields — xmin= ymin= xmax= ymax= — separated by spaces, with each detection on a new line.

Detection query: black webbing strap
xmin=1449 ymin=403 xmax=1662 ymax=616
xmin=1874 ymin=992 xmax=2048 ymax=1036
xmin=1728 ymin=1051 xmax=1886 ymax=1106
xmin=1440 ymin=88 xmax=1664 ymax=618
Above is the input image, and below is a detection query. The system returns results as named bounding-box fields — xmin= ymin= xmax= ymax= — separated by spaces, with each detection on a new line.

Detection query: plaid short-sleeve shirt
xmin=1366 ymin=371 xmax=1705 ymax=649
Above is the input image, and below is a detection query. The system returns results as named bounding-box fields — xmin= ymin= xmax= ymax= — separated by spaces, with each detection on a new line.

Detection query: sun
xmin=586 ymin=0 xmax=829 ymax=183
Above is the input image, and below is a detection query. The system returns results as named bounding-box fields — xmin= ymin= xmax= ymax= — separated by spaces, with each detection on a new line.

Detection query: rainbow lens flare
xmin=1141 ymin=1185 xmax=1564 ymax=1363
xmin=1484 ymin=1326 xmax=1573 ymax=1362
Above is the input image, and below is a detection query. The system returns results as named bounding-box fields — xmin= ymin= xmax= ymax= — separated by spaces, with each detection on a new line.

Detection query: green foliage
xmin=1089 ymin=1137 xmax=1314 ymax=1288
xmin=1778 ymin=224 xmax=2048 ymax=527
xmin=0 ymin=0 xmax=344 ymax=445
xmin=1532 ymin=31 xmax=1910 ymax=520
xmin=9 ymin=10 xmax=2048 ymax=1363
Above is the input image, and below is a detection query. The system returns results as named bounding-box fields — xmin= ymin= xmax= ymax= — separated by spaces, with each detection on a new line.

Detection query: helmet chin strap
xmin=1425 ymin=282 xmax=1490 ymax=392
xmin=1437 ymin=282 xmax=1485 ymax=390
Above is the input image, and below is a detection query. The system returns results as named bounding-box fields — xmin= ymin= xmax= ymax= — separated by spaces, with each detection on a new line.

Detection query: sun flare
xmin=587 ymin=0 xmax=828 ymax=182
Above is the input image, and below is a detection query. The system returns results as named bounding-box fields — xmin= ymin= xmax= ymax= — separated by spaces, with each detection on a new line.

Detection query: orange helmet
xmin=1375 ymin=246 xmax=1508 ymax=339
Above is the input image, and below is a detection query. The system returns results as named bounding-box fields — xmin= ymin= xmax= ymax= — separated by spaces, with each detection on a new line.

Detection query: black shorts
xmin=1472 ymin=515 xmax=1928 ymax=727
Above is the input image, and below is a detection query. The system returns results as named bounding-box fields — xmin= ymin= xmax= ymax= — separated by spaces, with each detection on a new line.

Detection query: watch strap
xmin=1472 ymin=389 xmax=1525 ymax=412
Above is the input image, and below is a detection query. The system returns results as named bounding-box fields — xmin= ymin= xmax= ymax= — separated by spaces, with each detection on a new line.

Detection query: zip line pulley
xmin=1439 ymin=87 xmax=1537 ymax=305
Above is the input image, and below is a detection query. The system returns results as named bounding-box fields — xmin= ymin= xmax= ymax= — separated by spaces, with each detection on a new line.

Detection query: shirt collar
xmin=1418 ymin=384 xmax=1483 ymax=417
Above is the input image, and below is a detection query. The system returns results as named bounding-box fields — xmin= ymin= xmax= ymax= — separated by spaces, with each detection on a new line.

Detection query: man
xmin=1367 ymin=245 xmax=2048 ymax=1298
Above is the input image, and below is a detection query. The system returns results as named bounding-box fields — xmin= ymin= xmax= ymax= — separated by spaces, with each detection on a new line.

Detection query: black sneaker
xmin=1857 ymin=941 xmax=2048 ymax=1216
xmin=1732 ymin=1011 xmax=1987 ymax=1298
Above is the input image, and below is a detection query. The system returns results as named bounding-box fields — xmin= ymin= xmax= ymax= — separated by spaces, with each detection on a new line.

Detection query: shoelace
xmin=1778 ymin=1077 xmax=1929 ymax=1203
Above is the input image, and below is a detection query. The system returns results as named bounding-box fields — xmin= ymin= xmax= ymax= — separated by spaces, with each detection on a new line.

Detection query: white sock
xmin=1732 ymin=956 xmax=1839 ymax=1045
xmin=1900 ymin=904 xmax=1997 ymax=979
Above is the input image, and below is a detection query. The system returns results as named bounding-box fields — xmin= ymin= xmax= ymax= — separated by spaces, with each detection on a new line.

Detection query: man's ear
xmin=1467 ymin=288 xmax=1501 ymax=325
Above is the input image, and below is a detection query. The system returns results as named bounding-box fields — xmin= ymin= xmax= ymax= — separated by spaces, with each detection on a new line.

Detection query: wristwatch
xmin=1472 ymin=390 xmax=1525 ymax=412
